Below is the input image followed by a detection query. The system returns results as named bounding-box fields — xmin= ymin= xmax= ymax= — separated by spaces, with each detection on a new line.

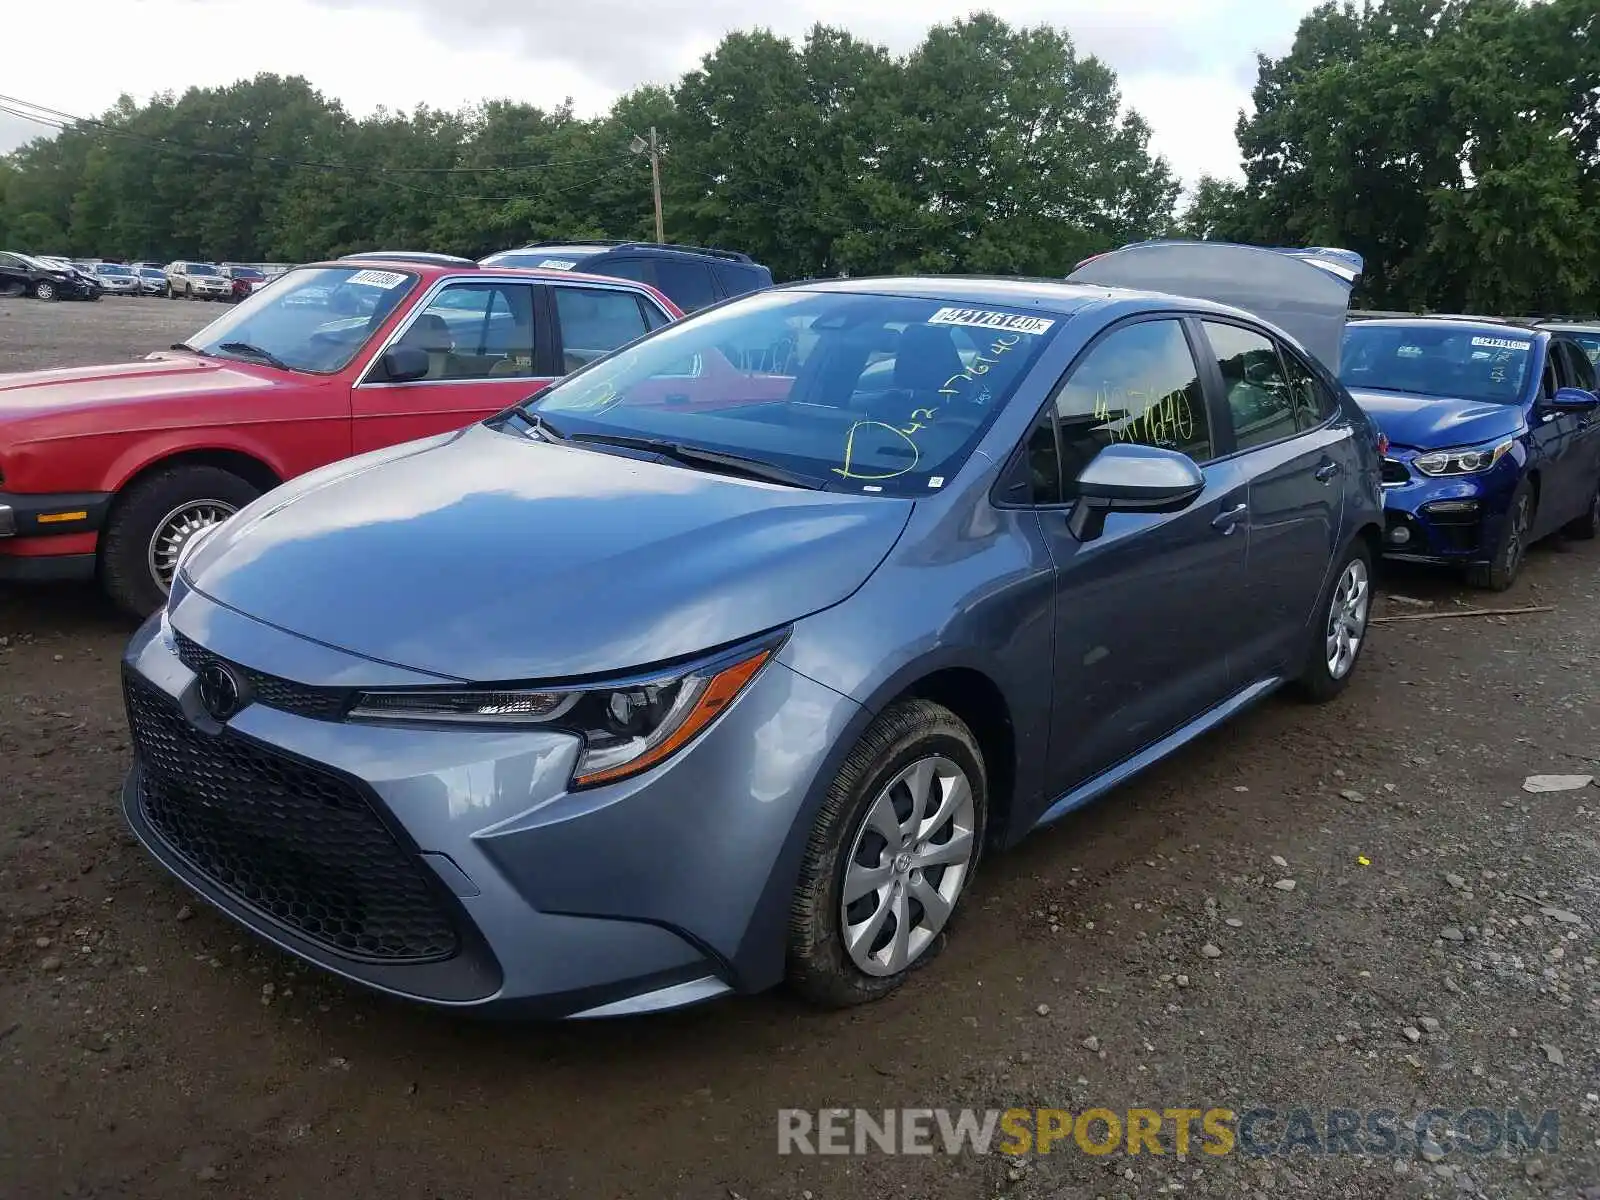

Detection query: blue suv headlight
xmin=1413 ymin=437 xmax=1514 ymax=477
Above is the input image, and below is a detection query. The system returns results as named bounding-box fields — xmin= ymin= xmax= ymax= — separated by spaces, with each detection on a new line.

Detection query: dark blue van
xmin=480 ymin=241 xmax=773 ymax=313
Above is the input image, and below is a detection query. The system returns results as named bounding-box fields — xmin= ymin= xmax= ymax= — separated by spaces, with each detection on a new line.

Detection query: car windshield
xmin=482 ymin=247 xmax=597 ymax=270
xmin=187 ymin=264 xmax=220 ymax=276
xmin=99 ymin=264 xmax=133 ymax=276
xmin=524 ymin=289 xmax=1061 ymax=496
xmin=140 ymin=267 xmax=164 ymax=278
xmin=1340 ymin=323 xmax=1532 ymax=404
xmin=186 ymin=265 xmax=419 ymax=373
xmin=232 ymin=267 xmax=264 ymax=280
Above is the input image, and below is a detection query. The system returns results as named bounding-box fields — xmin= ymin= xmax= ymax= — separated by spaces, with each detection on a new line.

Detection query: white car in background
xmin=163 ymin=261 xmax=231 ymax=301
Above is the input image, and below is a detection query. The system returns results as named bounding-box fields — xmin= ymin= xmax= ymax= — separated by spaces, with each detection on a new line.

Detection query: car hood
xmin=1346 ymin=387 xmax=1525 ymax=450
xmin=184 ymin=423 xmax=915 ymax=681
xmin=0 ymin=355 xmax=281 ymax=424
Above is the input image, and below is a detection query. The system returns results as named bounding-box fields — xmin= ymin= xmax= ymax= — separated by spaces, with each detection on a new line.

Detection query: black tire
xmin=1291 ymin=537 xmax=1374 ymax=704
xmin=100 ymin=466 xmax=262 ymax=618
xmin=32 ymin=280 xmax=59 ymax=302
xmin=1467 ymin=478 xmax=1533 ymax=590
xmin=1561 ymin=477 xmax=1600 ymax=540
xmin=787 ymin=698 xmax=987 ymax=1008
xmin=167 ymin=284 xmax=177 ymax=299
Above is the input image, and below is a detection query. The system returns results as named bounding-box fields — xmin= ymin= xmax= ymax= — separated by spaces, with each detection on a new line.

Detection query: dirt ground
xmin=1 ymin=301 xmax=1598 ymax=1200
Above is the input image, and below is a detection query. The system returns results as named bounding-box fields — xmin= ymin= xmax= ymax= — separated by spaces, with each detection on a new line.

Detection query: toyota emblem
xmin=197 ymin=662 xmax=242 ymax=721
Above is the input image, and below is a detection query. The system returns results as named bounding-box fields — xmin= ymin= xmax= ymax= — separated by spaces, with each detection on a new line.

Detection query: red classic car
xmin=0 ymin=258 xmax=681 ymax=614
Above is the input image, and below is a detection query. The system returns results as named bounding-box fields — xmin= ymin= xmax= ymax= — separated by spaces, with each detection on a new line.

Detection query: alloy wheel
xmin=1503 ymin=493 xmax=1530 ymax=575
xmin=146 ymin=499 xmax=237 ymax=593
xmin=1325 ymin=557 xmax=1370 ymax=680
xmin=841 ymin=756 xmax=977 ymax=977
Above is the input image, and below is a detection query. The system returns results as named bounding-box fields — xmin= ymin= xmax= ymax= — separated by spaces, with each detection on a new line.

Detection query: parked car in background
xmin=116 ymin=242 xmax=1383 ymax=1018
xmin=481 ymin=240 xmax=772 ymax=313
xmin=0 ymin=258 xmax=681 ymax=614
xmin=135 ymin=265 xmax=168 ymax=296
xmin=220 ymin=264 xmax=268 ymax=302
xmin=164 ymin=261 xmax=232 ymax=301
xmin=88 ymin=262 xmax=142 ymax=295
xmin=36 ymin=256 xmax=104 ymax=298
xmin=0 ymin=252 xmax=97 ymax=300
xmin=339 ymin=251 xmax=476 ymax=266
xmin=1340 ymin=317 xmax=1600 ymax=589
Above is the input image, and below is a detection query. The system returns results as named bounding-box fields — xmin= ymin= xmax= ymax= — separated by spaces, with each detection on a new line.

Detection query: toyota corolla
xmin=121 ymin=243 xmax=1384 ymax=1018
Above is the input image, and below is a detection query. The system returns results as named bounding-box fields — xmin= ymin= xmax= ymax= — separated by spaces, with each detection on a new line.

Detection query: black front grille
xmin=1381 ymin=457 xmax=1411 ymax=485
xmin=172 ymin=630 xmax=350 ymax=721
xmin=125 ymin=672 xmax=459 ymax=962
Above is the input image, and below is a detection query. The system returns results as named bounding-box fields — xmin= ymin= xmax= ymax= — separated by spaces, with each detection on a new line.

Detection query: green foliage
xmin=0 ymin=15 xmax=1176 ymax=280
xmin=1231 ymin=0 xmax=1600 ymax=314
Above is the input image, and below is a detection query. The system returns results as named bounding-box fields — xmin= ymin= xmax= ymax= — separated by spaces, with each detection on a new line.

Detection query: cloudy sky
xmin=1 ymin=0 xmax=1316 ymax=188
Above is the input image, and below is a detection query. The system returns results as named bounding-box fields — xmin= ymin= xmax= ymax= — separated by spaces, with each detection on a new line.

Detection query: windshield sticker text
xmin=929 ymin=307 xmax=1055 ymax=336
xmin=538 ymin=259 xmax=579 ymax=270
xmin=346 ymin=269 xmax=408 ymax=290
xmin=1470 ymin=336 xmax=1531 ymax=351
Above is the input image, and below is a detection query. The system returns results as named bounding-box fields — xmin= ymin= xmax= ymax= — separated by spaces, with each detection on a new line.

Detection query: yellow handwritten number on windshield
xmin=833 ymin=421 xmax=922 ymax=481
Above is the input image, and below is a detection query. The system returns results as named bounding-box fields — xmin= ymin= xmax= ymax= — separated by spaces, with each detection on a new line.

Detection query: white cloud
xmin=0 ymin=0 xmax=1312 ymax=186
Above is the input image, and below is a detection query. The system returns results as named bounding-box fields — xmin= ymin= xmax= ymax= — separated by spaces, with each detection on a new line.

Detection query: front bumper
xmin=1377 ymin=454 xmax=1517 ymax=562
xmin=0 ymin=491 xmax=109 ymax=580
xmin=119 ymin=589 xmax=859 ymax=1016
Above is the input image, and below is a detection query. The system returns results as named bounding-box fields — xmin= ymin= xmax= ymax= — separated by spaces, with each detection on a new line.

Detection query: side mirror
xmin=381 ymin=345 xmax=430 ymax=383
xmin=1549 ymin=386 xmax=1599 ymax=411
xmin=1068 ymin=443 xmax=1205 ymax=542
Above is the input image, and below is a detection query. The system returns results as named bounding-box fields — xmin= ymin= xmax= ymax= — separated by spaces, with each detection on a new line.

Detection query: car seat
xmin=892 ymin=325 xmax=968 ymax=403
xmin=398 ymin=313 xmax=460 ymax=379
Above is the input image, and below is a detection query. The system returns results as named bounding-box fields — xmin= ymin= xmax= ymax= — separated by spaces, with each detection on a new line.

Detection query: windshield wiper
xmin=169 ymin=342 xmax=210 ymax=356
xmin=217 ymin=341 xmax=290 ymax=370
xmin=569 ymin=432 xmax=823 ymax=489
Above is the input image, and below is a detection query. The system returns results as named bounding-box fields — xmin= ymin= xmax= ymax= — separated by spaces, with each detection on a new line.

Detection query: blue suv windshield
xmin=1340 ymin=324 xmax=1532 ymax=404
xmin=525 ymin=289 xmax=1061 ymax=496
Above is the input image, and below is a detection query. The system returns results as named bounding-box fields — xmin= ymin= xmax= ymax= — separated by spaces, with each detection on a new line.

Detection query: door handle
xmin=1212 ymin=503 xmax=1248 ymax=533
xmin=1314 ymin=460 xmax=1341 ymax=482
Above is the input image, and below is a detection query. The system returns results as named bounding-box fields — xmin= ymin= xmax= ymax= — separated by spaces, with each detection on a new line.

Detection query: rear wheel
xmin=1468 ymin=479 xmax=1533 ymax=590
xmin=1291 ymin=538 xmax=1372 ymax=703
xmin=1561 ymin=478 xmax=1600 ymax=540
xmin=100 ymin=466 xmax=261 ymax=617
xmin=787 ymin=698 xmax=986 ymax=1007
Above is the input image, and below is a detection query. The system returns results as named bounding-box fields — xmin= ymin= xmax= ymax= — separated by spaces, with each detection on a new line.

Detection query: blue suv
xmin=480 ymin=241 xmax=772 ymax=313
xmin=1341 ymin=318 xmax=1600 ymax=589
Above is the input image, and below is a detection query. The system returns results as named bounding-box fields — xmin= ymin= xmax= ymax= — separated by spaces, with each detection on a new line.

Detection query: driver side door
xmin=350 ymin=280 xmax=558 ymax=454
xmin=1032 ymin=316 xmax=1253 ymax=799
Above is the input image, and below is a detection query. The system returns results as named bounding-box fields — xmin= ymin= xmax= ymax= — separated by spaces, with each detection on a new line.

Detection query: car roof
xmin=1536 ymin=321 xmax=1600 ymax=333
xmin=296 ymin=258 xmax=683 ymax=313
xmin=786 ymin=274 xmax=1257 ymax=322
xmin=1347 ymin=316 xmax=1543 ymax=338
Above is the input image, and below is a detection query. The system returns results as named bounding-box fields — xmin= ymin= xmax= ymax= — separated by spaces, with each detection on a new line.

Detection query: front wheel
xmin=32 ymin=280 xmax=59 ymax=301
xmin=1291 ymin=538 xmax=1373 ymax=703
xmin=1468 ymin=479 xmax=1533 ymax=590
xmin=787 ymin=698 xmax=986 ymax=1007
xmin=100 ymin=466 xmax=262 ymax=617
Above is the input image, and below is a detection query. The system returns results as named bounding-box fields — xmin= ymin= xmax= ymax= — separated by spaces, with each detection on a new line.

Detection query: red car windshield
xmin=187 ymin=266 xmax=419 ymax=374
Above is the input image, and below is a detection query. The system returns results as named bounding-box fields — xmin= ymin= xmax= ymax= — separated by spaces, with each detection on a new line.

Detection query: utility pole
xmin=631 ymin=129 xmax=665 ymax=243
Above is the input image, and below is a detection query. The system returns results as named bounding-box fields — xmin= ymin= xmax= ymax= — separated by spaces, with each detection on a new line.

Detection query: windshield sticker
xmin=1471 ymin=336 xmax=1531 ymax=351
xmin=928 ymin=476 xmax=945 ymax=489
xmin=346 ymin=269 xmax=408 ymax=290
xmin=538 ymin=258 xmax=579 ymax=270
xmin=929 ymin=307 xmax=1054 ymax=335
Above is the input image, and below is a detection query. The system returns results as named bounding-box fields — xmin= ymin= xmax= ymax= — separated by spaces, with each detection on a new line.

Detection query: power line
xmin=0 ymin=93 xmax=631 ymax=176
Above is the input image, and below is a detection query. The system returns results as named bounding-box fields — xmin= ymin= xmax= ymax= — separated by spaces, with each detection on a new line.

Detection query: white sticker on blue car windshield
xmin=538 ymin=258 xmax=579 ymax=270
xmin=1471 ymin=336 xmax=1531 ymax=351
xmin=347 ymin=269 xmax=408 ymax=289
xmin=929 ymin=307 xmax=1055 ymax=335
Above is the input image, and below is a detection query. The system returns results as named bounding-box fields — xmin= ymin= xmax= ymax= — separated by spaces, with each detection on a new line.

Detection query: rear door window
xmin=713 ymin=262 xmax=765 ymax=299
xmin=1555 ymin=340 xmax=1597 ymax=392
xmin=552 ymin=286 xmax=653 ymax=372
xmin=1200 ymin=321 xmax=1299 ymax=450
xmin=650 ymin=259 xmax=717 ymax=311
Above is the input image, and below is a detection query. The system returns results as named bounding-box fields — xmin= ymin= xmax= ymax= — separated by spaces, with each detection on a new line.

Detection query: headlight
xmin=1412 ymin=438 xmax=1515 ymax=477
xmin=348 ymin=635 xmax=782 ymax=788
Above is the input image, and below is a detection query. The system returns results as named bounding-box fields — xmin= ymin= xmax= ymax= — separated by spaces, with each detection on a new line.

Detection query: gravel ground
xmin=1 ymin=304 xmax=1598 ymax=1199
xmin=0 ymin=294 xmax=212 ymax=370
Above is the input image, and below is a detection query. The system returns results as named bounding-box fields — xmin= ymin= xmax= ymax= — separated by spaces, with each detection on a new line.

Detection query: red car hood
xmin=0 ymin=354 xmax=282 ymax=424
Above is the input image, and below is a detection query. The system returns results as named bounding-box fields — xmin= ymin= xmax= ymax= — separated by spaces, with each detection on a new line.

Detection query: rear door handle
xmin=1314 ymin=460 xmax=1341 ymax=482
xmin=1212 ymin=503 xmax=1248 ymax=534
